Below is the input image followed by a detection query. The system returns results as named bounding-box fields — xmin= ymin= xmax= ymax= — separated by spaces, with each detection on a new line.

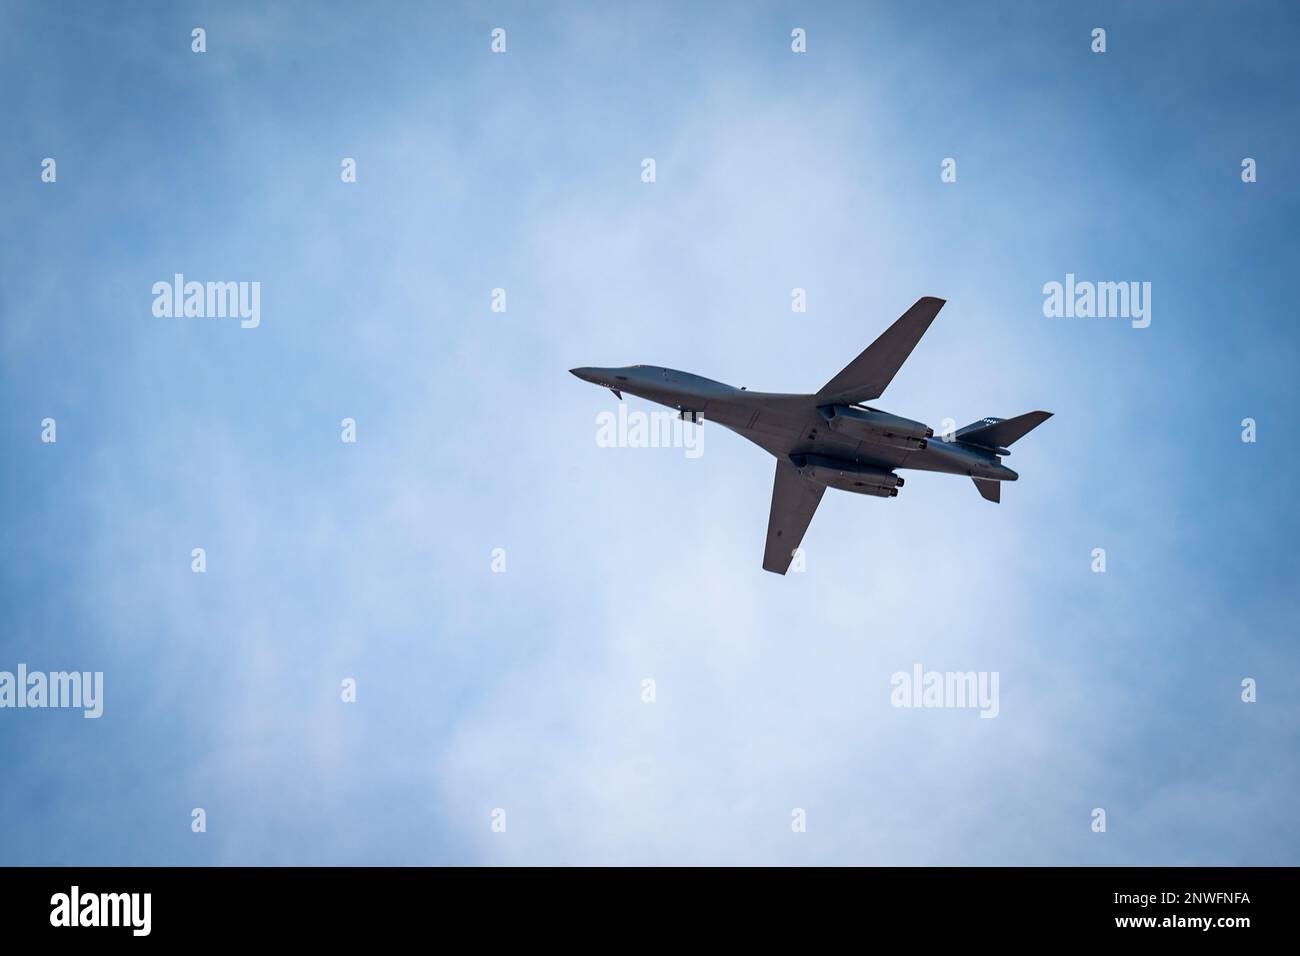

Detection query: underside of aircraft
xmin=571 ymin=297 xmax=1052 ymax=573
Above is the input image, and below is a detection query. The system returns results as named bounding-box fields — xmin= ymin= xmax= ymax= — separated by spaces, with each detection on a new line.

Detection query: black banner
xmin=0 ymin=867 xmax=1287 ymax=942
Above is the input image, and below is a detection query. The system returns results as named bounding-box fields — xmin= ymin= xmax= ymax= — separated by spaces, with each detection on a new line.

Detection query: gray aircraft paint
xmin=572 ymin=297 xmax=1051 ymax=574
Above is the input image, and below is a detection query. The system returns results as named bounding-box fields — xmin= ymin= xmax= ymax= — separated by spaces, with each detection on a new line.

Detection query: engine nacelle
xmin=793 ymin=454 xmax=902 ymax=496
xmin=816 ymin=404 xmax=932 ymax=450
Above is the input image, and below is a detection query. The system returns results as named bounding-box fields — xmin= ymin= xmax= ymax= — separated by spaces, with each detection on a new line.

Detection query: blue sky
xmin=1 ymin=0 xmax=1297 ymax=864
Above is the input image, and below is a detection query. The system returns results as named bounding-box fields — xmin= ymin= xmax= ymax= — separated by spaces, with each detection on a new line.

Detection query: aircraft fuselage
xmin=569 ymin=364 xmax=1018 ymax=489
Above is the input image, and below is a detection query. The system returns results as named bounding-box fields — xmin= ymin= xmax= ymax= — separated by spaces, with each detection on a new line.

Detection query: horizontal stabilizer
xmin=972 ymin=478 xmax=1001 ymax=503
xmin=956 ymin=411 xmax=1052 ymax=449
xmin=817 ymin=297 xmax=945 ymax=404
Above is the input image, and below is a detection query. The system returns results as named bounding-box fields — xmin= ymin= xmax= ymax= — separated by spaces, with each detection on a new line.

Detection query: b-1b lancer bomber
xmin=571 ymin=297 xmax=1051 ymax=574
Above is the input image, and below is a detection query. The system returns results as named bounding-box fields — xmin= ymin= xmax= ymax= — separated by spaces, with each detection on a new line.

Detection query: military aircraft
xmin=571 ymin=297 xmax=1051 ymax=573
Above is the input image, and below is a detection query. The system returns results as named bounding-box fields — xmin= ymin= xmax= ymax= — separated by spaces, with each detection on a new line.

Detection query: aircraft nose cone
xmin=570 ymin=367 xmax=595 ymax=383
